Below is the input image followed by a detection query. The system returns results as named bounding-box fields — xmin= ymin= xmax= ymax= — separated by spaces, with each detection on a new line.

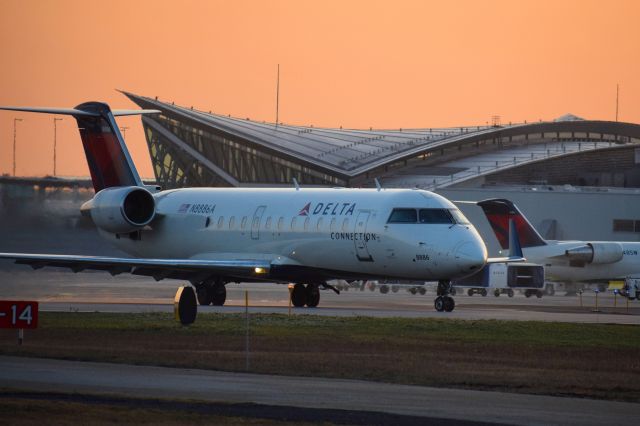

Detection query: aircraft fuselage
xmin=107 ymin=187 xmax=488 ymax=283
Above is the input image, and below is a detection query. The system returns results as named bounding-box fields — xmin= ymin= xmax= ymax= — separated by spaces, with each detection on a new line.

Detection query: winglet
xmin=508 ymin=218 xmax=524 ymax=258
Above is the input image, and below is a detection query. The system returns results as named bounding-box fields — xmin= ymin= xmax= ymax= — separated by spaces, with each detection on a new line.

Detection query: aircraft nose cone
xmin=454 ymin=240 xmax=487 ymax=273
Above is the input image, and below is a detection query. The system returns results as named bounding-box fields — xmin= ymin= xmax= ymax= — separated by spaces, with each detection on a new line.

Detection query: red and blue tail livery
xmin=477 ymin=199 xmax=547 ymax=249
xmin=0 ymin=102 xmax=159 ymax=192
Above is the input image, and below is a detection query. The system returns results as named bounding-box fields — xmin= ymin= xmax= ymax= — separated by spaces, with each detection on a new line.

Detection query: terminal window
xmin=612 ymin=219 xmax=640 ymax=233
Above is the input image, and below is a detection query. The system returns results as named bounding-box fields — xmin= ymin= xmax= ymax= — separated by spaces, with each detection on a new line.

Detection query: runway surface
xmin=1 ymin=355 xmax=638 ymax=426
xmin=1 ymin=210 xmax=639 ymax=424
xmin=1 ymin=268 xmax=639 ymax=323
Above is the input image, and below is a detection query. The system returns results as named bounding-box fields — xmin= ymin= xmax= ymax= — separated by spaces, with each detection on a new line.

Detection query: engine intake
xmin=565 ymin=242 xmax=623 ymax=265
xmin=88 ymin=186 xmax=156 ymax=233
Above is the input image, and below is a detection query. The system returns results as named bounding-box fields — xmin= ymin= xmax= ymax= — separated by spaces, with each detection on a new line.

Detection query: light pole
xmin=53 ymin=117 xmax=63 ymax=176
xmin=13 ymin=118 xmax=23 ymax=177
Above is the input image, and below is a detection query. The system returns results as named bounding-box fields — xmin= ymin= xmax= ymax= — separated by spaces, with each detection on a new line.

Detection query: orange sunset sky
xmin=1 ymin=0 xmax=639 ymax=179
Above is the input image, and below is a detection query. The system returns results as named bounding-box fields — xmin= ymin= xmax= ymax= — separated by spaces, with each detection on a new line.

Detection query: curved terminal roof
xmin=125 ymin=92 xmax=510 ymax=175
xmin=124 ymin=92 xmax=640 ymax=186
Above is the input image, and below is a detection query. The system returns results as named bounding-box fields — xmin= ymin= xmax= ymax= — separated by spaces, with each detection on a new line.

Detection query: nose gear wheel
xmin=434 ymin=280 xmax=456 ymax=312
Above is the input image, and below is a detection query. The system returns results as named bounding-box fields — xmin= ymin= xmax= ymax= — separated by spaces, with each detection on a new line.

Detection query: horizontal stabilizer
xmin=0 ymin=106 xmax=99 ymax=116
xmin=112 ymin=109 xmax=161 ymax=116
xmin=0 ymin=105 xmax=160 ymax=117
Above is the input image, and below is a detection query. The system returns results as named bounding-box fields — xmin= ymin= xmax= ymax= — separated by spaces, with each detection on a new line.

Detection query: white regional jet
xmin=477 ymin=198 xmax=640 ymax=300
xmin=0 ymin=101 xmax=515 ymax=322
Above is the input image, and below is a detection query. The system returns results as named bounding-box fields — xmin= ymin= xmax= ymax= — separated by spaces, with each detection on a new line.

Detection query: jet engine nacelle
xmin=565 ymin=242 xmax=624 ymax=265
xmin=87 ymin=186 xmax=156 ymax=234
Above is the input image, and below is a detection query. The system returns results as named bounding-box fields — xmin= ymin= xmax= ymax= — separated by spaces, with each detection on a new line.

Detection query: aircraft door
xmin=251 ymin=206 xmax=266 ymax=240
xmin=354 ymin=211 xmax=373 ymax=262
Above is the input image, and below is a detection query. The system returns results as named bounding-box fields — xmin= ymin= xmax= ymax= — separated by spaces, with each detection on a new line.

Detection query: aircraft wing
xmin=0 ymin=253 xmax=270 ymax=282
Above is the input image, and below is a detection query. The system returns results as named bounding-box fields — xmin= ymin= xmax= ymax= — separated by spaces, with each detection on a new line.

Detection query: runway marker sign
xmin=0 ymin=301 xmax=39 ymax=329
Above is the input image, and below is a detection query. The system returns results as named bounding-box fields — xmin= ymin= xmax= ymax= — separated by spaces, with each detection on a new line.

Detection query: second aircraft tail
xmin=477 ymin=198 xmax=547 ymax=250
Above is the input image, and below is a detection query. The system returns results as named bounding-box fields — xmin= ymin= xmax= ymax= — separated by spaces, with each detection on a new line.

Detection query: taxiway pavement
xmin=1 ymin=268 xmax=639 ymax=323
xmin=1 ymin=356 xmax=638 ymax=426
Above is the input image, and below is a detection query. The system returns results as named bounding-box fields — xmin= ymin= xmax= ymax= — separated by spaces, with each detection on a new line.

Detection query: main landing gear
xmin=195 ymin=279 xmax=227 ymax=306
xmin=291 ymin=283 xmax=320 ymax=308
xmin=434 ymin=280 xmax=455 ymax=312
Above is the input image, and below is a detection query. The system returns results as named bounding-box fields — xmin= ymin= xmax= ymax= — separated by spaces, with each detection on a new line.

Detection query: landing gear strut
xmin=434 ymin=280 xmax=455 ymax=312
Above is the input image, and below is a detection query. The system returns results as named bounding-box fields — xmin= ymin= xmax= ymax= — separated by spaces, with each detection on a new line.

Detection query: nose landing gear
xmin=434 ymin=280 xmax=455 ymax=312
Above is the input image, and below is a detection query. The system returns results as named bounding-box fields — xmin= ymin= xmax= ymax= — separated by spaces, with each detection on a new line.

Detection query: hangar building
xmin=124 ymin=92 xmax=640 ymax=252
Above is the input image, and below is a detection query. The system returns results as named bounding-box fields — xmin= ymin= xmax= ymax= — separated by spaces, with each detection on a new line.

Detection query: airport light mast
xmin=53 ymin=117 xmax=63 ymax=176
xmin=13 ymin=118 xmax=22 ymax=177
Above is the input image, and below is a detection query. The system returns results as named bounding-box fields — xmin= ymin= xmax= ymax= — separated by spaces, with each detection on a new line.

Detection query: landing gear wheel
xmin=291 ymin=283 xmax=307 ymax=307
xmin=306 ymin=284 xmax=320 ymax=307
xmin=443 ymin=296 xmax=455 ymax=312
xmin=467 ymin=289 xmax=474 ymax=297
xmin=480 ymin=289 xmax=487 ymax=297
xmin=211 ymin=285 xmax=227 ymax=306
xmin=434 ymin=280 xmax=455 ymax=312
xmin=494 ymin=290 xmax=500 ymax=297
xmin=174 ymin=286 xmax=197 ymax=325
xmin=434 ymin=296 xmax=445 ymax=312
xmin=196 ymin=286 xmax=211 ymax=306
xmin=507 ymin=289 xmax=514 ymax=298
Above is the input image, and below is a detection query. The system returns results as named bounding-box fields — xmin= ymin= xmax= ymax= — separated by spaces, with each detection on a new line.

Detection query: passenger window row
xmin=204 ymin=215 xmax=351 ymax=232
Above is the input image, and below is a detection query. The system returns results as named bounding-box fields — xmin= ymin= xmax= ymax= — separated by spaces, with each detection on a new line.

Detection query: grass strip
xmin=1 ymin=312 xmax=639 ymax=402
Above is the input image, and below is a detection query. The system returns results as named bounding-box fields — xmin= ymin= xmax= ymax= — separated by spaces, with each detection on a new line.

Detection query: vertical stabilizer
xmin=477 ymin=199 xmax=547 ymax=249
xmin=73 ymin=102 xmax=142 ymax=192
xmin=0 ymin=102 xmax=159 ymax=192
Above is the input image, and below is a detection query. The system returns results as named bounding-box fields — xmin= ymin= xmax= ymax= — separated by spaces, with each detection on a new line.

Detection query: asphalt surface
xmin=1 ymin=268 xmax=639 ymax=324
xmin=1 ymin=212 xmax=639 ymax=424
xmin=2 ymin=356 xmax=639 ymax=426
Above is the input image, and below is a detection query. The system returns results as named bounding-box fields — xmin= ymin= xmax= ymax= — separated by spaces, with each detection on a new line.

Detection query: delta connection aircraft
xmin=478 ymin=198 xmax=640 ymax=299
xmin=0 ymin=102 xmax=521 ymax=323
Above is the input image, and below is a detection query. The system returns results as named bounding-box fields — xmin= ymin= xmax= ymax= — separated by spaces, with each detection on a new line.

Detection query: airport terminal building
xmin=122 ymin=92 xmax=640 ymax=250
xmin=125 ymin=92 xmax=640 ymax=192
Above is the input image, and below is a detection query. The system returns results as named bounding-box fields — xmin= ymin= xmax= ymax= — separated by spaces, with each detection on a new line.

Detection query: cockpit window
xmin=387 ymin=208 xmax=471 ymax=225
xmin=387 ymin=208 xmax=418 ymax=223
xmin=419 ymin=209 xmax=455 ymax=224
xmin=449 ymin=208 xmax=471 ymax=225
